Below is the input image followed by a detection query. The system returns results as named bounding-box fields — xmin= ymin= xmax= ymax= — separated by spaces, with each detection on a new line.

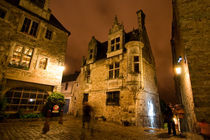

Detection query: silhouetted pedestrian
xmin=82 ymin=103 xmax=92 ymax=129
xmin=165 ymin=105 xmax=176 ymax=136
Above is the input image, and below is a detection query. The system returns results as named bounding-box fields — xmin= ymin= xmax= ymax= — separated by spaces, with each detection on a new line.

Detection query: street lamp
xmin=175 ymin=56 xmax=182 ymax=75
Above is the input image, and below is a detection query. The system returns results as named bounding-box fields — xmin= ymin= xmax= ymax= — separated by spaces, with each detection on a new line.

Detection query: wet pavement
xmin=0 ymin=115 xmax=204 ymax=140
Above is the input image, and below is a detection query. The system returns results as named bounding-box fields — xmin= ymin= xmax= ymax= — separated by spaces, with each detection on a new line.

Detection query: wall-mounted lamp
xmin=175 ymin=66 xmax=182 ymax=75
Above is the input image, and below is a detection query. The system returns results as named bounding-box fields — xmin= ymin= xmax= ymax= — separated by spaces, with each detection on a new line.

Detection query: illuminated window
xmin=106 ymin=91 xmax=120 ymax=105
xmin=9 ymin=45 xmax=33 ymax=70
xmin=110 ymin=37 xmax=120 ymax=52
xmin=45 ymin=29 xmax=52 ymax=40
xmin=21 ymin=17 xmax=39 ymax=37
xmin=0 ymin=8 xmax=6 ymax=19
xmin=39 ymin=58 xmax=48 ymax=69
xmin=134 ymin=56 xmax=139 ymax=73
xmin=5 ymin=87 xmax=48 ymax=112
xmin=109 ymin=62 xmax=120 ymax=79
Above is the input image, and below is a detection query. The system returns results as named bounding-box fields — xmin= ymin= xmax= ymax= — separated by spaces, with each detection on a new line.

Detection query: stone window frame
xmin=38 ymin=57 xmax=48 ymax=70
xmin=106 ymin=91 xmax=120 ymax=106
xmin=109 ymin=62 xmax=120 ymax=79
xmin=18 ymin=14 xmax=40 ymax=38
xmin=8 ymin=44 xmax=34 ymax=70
xmin=133 ymin=56 xmax=140 ymax=73
xmin=45 ymin=28 xmax=53 ymax=40
xmin=110 ymin=37 xmax=120 ymax=52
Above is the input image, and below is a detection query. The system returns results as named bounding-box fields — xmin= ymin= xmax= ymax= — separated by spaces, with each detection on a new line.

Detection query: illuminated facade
xmin=0 ymin=0 xmax=70 ymax=113
xmin=171 ymin=0 xmax=210 ymax=133
xmin=72 ymin=10 xmax=161 ymax=127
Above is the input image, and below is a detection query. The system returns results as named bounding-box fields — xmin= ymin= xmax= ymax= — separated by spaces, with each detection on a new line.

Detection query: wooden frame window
xmin=39 ymin=58 xmax=48 ymax=70
xmin=106 ymin=91 xmax=120 ymax=106
xmin=9 ymin=45 xmax=33 ymax=70
xmin=110 ymin=37 xmax=120 ymax=52
xmin=134 ymin=56 xmax=139 ymax=73
xmin=21 ymin=17 xmax=39 ymax=37
xmin=45 ymin=29 xmax=52 ymax=40
xmin=5 ymin=87 xmax=48 ymax=112
xmin=109 ymin=62 xmax=120 ymax=79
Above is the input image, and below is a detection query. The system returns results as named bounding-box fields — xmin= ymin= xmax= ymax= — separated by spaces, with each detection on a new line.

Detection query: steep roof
xmin=62 ymin=72 xmax=80 ymax=82
xmin=5 ymin=0 xmax=70 ymax=35
xmin=93 ymin=29 xmax=140 ymax=61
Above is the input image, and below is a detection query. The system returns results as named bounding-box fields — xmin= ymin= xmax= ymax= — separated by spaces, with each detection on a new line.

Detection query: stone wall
xmin=172 ymin=0 xmax=210 ymax=132
xmin=0 ymin=0 xmax=68 ymax=94
xmin=72 ymin=44 xmax=160 ymax=127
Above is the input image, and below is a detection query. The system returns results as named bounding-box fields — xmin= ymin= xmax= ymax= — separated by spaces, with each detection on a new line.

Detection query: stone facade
xmin=61 ymin=72 xmax=79 ymax=114
xmin=171 ymin=0 xmax=210 ymax=132
xmin=0 ymin=0 xmax=70 ymax=113
xmin=72 ymin=10 xmax=161 ymax=127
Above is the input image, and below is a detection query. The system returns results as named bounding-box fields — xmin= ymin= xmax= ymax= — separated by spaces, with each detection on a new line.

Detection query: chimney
xmin=136 ymin=10 xmax=145 ymax=42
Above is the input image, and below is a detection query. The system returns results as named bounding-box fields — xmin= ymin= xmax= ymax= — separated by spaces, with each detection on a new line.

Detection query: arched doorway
xmin=5 ymin=87 xmax=48 ymax=113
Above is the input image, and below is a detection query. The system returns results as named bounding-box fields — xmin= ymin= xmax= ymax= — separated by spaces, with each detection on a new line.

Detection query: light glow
xmin=175 ymin=66 xmax=182 ymax=75
xmin=58 ymin=66 xmax=65 ymax=71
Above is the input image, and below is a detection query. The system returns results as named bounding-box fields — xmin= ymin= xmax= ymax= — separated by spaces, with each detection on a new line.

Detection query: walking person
xmin=81 ymin=102 xmax=94 ymax=138
xmin=165 ymin=104 xmax=176 ymax=136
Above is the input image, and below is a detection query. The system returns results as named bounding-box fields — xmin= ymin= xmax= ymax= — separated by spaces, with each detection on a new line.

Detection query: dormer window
xmin=21 ymin=17 xmax=39 ymax=37
xmin=45 ymin=29 xmax=52 ymax=40
xmin=110 ymin=37 xmax=120 ymax=52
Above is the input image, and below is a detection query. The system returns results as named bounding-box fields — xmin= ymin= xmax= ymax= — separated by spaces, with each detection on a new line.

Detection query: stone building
xmin=72 ymin=10 xmax=161 ymax=127
xmin=61 ymin=72 xmax=79 ymax=114
xmin=171 ymin=0 xmax=210 ymax=133
xmin=0 ymin=0 xmax=70 ymax=114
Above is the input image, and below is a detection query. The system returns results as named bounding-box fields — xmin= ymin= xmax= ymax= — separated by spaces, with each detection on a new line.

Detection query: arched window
xmin=5 ymin=87 xmax=48 ymax=112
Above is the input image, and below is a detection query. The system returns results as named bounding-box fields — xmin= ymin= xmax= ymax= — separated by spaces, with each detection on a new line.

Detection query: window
xmin=85 ymin=65 xmax=91 ymax=83
xmin=5 ymin=87 xmax=48 ymax=112
xmin=0 ymin=8 xmax=6 ymax=19
xmin=110 ymin=37 xmax=120 ymax=52
xmin=39 ymin=58 xmax=48 ymax=69
xmin=134 ymin=56 xmax=139 ymax=73
xmin=109 ymin=62 xmax=120 ymax=79
xmin=106 ymin=91 xmax=120 ymax=105
xmin=65 ymin=82 xmax=68 ymax=90
xmin=9 ymin=45 xmax=33 ymax=70
xmin=89 ymin=49 xmax=93 ymax=59
xmin=45 ymin=29 xmax=52 ymax=40
xmin=21 ymin=17 xmax=39 ymax=37
xmin=83 ymin=93 xmax=89 ymax=103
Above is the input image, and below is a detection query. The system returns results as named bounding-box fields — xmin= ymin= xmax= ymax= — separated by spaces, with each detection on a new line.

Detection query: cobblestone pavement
xmin=0 ymin=115 xmax=204 ymax=140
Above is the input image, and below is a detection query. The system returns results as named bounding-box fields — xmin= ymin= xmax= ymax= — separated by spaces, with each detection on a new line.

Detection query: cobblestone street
xmin=0 ymin=115 xmax=204 ymax=140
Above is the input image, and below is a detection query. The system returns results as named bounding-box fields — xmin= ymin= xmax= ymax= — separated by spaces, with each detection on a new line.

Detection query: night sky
xmin=50 ymin=0 xmax=177 ymax=103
